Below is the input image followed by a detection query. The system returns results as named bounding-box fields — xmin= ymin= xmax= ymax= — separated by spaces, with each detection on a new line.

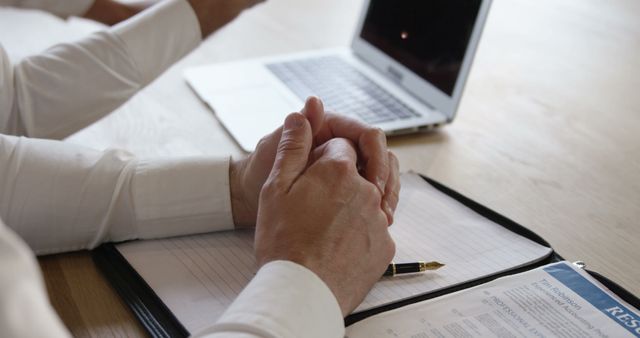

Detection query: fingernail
xmin=384 ymin=201 xmax=394 ymax=224
xmin=302 ymin=96 xmax=321 ymax=113
xmin=379 ymin=129 xmax=387 ymax=145
xmin=301 ymin=99 xmax=309 ymax=114
xmin=285 ymin=114 xmax=304 ymax=130
xmin=377 ymin=177 xmax=386 ymax=193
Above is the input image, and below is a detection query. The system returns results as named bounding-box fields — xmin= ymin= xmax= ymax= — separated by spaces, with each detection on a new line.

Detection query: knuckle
xmin=326 ymin=137 xmax=356 ymax=149
xmin=326 ymin=157 xmax=355 ymax=175
xmin=256 ymin=135 xmax=272 ymax=150
xmin=260 ymin=182 xmax=276 ymax=199
xmin=261 ymin=177 xmax=286 ymax=196
xmin=365 ymin=183 xmax=383 ymax=204
xmin=277 ymin=136 xmax=305 ymax=154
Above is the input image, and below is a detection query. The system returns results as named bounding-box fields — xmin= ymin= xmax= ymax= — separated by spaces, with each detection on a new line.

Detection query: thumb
xmin=268 ymin=113 xmax=313 ymax=190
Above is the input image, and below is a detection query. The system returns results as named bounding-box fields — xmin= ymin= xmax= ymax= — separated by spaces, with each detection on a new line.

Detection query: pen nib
xmin=420 ymin=261 xmax=445 ymax=271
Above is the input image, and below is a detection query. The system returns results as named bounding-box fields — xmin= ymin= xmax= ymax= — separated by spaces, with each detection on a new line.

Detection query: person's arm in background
xmin=0 ymin=0 xmax=262 ymax=139
xmin=0 ymin=0 xmax=152 ymax=25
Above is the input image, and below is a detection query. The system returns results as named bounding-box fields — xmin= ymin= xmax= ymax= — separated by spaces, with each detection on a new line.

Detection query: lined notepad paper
xmin=117 ymin=173 xmax=552 ymax=333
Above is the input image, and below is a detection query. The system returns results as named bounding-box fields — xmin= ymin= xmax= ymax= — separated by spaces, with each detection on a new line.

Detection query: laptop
xmin=185 ymin=0 xmax=493 ymax=151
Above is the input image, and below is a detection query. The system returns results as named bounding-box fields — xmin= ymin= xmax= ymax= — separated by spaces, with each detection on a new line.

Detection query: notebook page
xmin=116 ymin=172 xmax=552 ymax=333
xmin=353 ymin=173 xmax=552 ymax=311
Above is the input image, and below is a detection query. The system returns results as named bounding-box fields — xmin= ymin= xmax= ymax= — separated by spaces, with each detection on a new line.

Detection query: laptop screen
xmin=360 ymin=0 xmax=483 ymax=96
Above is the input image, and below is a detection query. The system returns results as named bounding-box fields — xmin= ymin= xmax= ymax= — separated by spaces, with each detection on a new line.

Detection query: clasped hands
xmin=230 ymin=97 xmax=400 ymax=315
xmin=82 ymin=1 xmax=397 ymax=316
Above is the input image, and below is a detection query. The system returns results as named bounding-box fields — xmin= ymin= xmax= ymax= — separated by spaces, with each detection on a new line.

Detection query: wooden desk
xmin=20 ymin=0 xmax=640 ymax=336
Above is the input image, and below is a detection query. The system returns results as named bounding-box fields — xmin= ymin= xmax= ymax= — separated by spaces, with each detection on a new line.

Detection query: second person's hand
xmin=187 ymin=0 xmax=266 ymax=38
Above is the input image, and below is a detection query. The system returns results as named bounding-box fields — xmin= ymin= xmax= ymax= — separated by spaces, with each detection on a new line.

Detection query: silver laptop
xmin=185 ymin=0 xmax=493 ymax=151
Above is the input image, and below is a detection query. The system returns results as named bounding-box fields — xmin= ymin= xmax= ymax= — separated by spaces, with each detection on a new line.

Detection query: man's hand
xmin=186 ymin=0 xmax=265 ymax=38
xmin=254 ymin=113 xmax=396 ymax=315
xmin=305 ymin=101 xmax=401 ymax=223
xmin=229 ymin=97 xmax=400 ymax=227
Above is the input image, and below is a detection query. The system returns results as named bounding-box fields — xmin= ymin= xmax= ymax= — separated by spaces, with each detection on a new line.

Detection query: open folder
xmin=93 ymin=173 xmax=640 ymax=338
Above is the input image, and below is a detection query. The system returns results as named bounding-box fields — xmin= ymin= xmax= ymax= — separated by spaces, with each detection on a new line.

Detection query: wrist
xmin=255 ymin=250 xmax=353 ymax=316
xmin=229 ymin=159 xmax=253 ymax=228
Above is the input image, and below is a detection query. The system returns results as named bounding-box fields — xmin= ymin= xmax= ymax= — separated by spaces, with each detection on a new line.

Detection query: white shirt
xmin=0 ymin=1 xmax=344 ymax=337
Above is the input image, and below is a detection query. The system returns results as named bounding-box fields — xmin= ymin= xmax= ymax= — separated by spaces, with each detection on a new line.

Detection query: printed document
xmin=346 ymin=261 xmax=640 ymax=338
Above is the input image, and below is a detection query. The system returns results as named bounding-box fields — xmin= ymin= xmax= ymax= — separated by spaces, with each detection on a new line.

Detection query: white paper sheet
xmin=346 ymin=261 xmax=640 ymax=338
xmin=117 ymin=173 xmax=552 ymax=333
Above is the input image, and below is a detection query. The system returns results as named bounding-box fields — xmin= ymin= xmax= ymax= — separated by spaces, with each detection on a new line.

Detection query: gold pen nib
xmin=419 ymin=261 xmax=445 ymax=271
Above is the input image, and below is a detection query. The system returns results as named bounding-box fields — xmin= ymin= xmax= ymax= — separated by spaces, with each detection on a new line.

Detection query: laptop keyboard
xmin=266 ymin=56 xmax=420 ymax=124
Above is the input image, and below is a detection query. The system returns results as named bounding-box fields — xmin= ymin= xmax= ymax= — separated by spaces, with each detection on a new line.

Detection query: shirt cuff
xmin=197 ymin=261 xmax=345 ymax=338
xmin=110 ymin=0 xmax=201 ymax=85
xmin=8 ymin=0 xmax=94 ymax=18
xmin=109 ymin=156 xmax=235 ymax=241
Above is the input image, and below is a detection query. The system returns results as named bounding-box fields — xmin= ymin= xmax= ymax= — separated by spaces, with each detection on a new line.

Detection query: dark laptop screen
xmin=360 ymin=0 xmax=483 ymax=96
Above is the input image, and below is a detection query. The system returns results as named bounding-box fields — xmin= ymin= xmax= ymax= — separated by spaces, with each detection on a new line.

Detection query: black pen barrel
xmin=395 ymin=262 xmax=422 ymax=274
xmin=383 ymin=264 xmax=395 ymax=276
xmin=383 ymin=262 xmax=423 ymax=276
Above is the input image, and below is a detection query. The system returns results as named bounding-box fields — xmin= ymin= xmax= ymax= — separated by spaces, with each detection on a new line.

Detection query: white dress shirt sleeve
xmin=0 ymin=134 xmax=235 ymax=255
xmin=196 ymin=261 xmax=345 ymax=338
xmin=0 ymin=0 xmax=94 ymax=18
xmin=1 ymin=0 xmax=201 ymax=139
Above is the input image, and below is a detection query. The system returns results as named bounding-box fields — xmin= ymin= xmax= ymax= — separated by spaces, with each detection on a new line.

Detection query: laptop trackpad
xmin=207 ymin=85 xmax=299 ymax=152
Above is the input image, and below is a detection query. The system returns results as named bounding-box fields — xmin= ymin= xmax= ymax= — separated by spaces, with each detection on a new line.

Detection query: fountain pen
xmin=383 ymin=261 xmax=445 ymax=277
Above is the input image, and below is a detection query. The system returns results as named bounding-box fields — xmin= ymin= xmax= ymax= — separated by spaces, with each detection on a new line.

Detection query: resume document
xmin=346 ymin=261 xmax=640 ymax=338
